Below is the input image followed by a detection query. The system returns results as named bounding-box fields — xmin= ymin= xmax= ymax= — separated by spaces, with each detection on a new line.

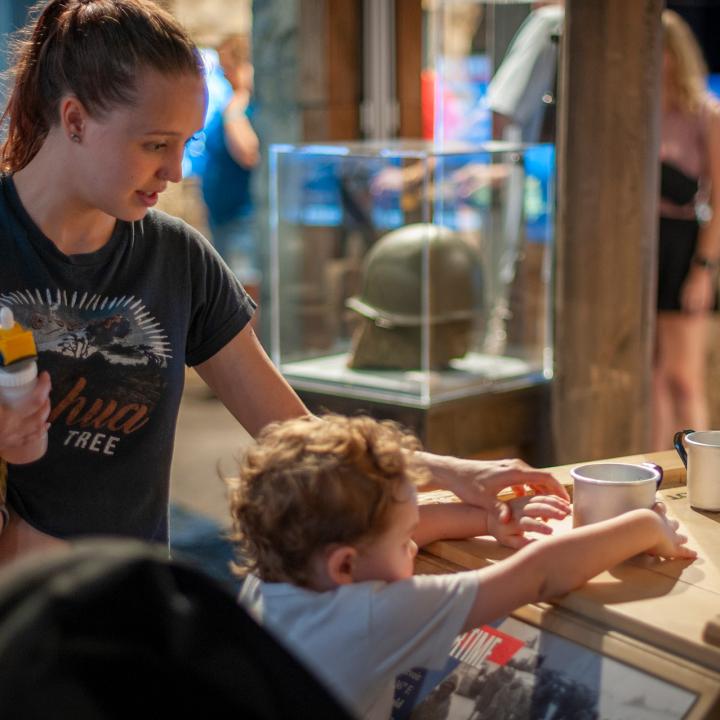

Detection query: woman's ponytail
xmin=1 ymin=1 xmax=72 ymax=172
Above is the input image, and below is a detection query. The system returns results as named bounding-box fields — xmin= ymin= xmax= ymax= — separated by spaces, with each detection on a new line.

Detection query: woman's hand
xmin=0 ymin=371 xmax=51 ymax=457
xmin=680 ymin=266 xmax=716 ymax=313
xmin=416 ymin=452 xmax=570 ymax=520
xmin=488 ymin=494 xmax=571 ymax=549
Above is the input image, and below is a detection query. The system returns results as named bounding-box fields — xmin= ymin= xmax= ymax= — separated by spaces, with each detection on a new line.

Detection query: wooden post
xmin=552 ymin=0 xmax=663 ymax=463
xmin=299 ymin=0 xmax=362 ymax=141
xmin=396 ymin=0 xmax=423 ymax=138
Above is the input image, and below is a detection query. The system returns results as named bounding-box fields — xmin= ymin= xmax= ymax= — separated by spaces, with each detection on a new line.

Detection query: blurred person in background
xmin=653 ymin=10 xmax=720 ymax=449
xmin=485 ymin=0 xmax=564 ymax=144
xmin=200 ymin=34 xmax=260 ymax=295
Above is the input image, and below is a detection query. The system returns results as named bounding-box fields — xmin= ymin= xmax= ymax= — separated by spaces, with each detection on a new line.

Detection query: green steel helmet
xmin=346 ymin=223 xmax=484 ymax=370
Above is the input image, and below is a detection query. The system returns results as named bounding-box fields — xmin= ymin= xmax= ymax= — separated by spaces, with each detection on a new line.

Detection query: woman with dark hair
xmin=653 ymin=10 xmax=720 ymax=449
xmin=0 ymin=0 xmax=307 ymax=557
xmin=0 ymin=0 xmax=566 ymax=562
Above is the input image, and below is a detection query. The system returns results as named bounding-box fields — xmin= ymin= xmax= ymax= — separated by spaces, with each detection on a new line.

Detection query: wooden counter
xmin=416 ymin=451 xmax=720 ymax=717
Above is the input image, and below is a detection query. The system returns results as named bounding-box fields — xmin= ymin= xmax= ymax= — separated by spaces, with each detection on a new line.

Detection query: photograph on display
xmin=392 ymin=616 xmax=698 ymax=720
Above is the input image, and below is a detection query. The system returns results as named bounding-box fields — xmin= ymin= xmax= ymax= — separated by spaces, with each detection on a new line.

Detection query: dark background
xmin=668 ymin=1 xmax=720 ymax=73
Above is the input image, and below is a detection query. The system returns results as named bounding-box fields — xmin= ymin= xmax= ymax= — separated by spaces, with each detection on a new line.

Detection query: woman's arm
xmin=223 ymin=92 xmax=260 ymax=169
xmin=196 ymin=327 xmax=567 ymax=516
xmin=414 ymin=450 xmax=570 ymax=514
xmin=194 ymin=325 xmax=310 ymax=437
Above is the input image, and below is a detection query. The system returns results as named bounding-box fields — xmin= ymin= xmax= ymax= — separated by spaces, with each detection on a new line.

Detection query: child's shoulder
xmin=240 ymin=573 xmax=478 ymax=627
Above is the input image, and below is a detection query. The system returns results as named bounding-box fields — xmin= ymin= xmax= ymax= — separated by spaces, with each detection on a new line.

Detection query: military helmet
xmin=346 ymin=223 xmax=484 ymax=370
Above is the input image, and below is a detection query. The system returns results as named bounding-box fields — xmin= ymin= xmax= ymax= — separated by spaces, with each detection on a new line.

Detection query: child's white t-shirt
xmin=238 ymin=571 xmax=478 ymax=720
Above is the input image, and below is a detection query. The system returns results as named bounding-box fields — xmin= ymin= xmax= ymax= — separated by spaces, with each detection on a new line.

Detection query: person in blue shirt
xmin=200 ymin=34 xmax=260 ymax=281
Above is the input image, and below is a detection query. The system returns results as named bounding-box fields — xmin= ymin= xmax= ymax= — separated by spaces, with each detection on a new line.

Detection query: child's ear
xmin=326 ymin=545 xmax=357 ymax=586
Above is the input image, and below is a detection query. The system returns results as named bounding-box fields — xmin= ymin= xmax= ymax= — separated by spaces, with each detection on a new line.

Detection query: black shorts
xmin=657 ymin=216 xmax=718 ymax=311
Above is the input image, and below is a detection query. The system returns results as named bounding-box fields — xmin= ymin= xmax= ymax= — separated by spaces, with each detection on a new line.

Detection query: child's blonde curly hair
xmin=229 ymin=414 xmax=429 ymax=587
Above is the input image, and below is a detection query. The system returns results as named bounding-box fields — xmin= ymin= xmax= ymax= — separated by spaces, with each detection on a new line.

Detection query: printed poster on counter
xmin=392 ymin=616 xmax=698 ymax=720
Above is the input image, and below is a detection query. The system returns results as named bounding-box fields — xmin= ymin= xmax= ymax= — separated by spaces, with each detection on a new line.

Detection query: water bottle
xmin=0 ymin=307 xmax=47 ymax=464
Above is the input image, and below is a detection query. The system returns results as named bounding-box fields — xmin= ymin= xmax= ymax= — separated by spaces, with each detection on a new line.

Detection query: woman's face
xmin=76 ymin=67 xmax=207 ymax=222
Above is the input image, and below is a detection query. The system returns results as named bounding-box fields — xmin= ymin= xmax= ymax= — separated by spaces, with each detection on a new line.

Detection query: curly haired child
xmin=230 ymin=415 xmax=694 ymax=720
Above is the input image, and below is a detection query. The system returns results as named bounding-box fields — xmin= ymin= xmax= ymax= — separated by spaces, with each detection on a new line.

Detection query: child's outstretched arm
xmin=460 ymin=506 xmax=696 ymax=633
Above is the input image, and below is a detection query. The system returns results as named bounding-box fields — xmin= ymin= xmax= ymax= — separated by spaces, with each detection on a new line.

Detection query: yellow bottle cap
xmin=0 ymin=308 xmax=38 ymax=367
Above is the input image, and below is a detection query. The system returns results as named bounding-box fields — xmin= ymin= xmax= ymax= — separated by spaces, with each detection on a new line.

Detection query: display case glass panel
xmin=270 ymin=140 xmax=553 ymax=407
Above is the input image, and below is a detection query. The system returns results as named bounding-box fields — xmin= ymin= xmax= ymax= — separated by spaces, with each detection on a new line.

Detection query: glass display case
xmin=269 ymin=139 xmax=554 ymax=408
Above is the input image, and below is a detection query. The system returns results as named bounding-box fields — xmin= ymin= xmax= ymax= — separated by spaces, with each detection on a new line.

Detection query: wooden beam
xmin=298 ymin=0 xmax=362 ymax=141
xmin=552 ymin=0 xmax=663 ymax=462
xmin=396 ymin=0 xmax=423 ymax=138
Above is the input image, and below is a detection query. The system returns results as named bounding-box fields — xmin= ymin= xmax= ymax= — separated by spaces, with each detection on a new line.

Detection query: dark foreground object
xmin=0 ymin=540 xmax=350 ymax=719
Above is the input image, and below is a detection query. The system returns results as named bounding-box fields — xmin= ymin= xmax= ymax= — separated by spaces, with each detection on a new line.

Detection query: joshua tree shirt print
xmin=0 ymin=173 xmax=254 ymax=539
xmin=2 ymin=289 xmax=170 ymax=458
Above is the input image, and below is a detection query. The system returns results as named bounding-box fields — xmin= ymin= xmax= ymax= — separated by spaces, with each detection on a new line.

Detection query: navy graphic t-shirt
xmin=0 ymin=174 xmax=254 ymax=541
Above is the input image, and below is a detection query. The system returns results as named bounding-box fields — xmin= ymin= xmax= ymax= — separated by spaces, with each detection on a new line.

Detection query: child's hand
xmin=646 ymin=502 xmax=697 ymax=560
xmin=489 ymin=494 xmax=571 ymax=549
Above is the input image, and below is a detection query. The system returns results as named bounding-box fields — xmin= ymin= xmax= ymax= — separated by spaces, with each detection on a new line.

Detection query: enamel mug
xmin=570 ymin=462 xmax=663 ymax=528
xmin=674 ymin=429 xmax=720 ymax=511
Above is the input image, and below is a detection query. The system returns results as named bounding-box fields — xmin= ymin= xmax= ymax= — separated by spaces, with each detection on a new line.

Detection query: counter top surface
xmin=418 ymin=450 xmax=720 ymax=673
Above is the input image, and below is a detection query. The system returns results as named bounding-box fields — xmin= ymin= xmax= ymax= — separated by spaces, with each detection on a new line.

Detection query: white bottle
xmin=0 ymin=308 xmax=48 ymax=464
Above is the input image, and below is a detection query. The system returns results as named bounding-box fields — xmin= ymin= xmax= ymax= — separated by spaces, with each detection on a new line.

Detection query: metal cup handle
xmin=673 ymin=429 xmax=695 ymax=469
xmin=640 ymin=462 xmax=664 ymax=489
